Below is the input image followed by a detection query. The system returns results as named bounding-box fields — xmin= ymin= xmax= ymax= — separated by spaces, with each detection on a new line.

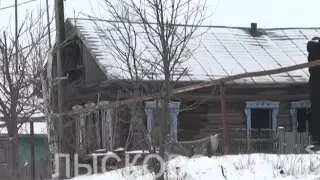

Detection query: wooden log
xmin=66 ymin=93 xmax=310 ymax=105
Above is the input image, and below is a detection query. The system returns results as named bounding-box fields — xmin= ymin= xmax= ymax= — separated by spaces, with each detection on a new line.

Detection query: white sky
xmin=0 ymin=0 xmax=320 ymax=36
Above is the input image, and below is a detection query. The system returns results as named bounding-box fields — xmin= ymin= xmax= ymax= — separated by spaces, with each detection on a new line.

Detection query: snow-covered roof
xmin=69 ymin=18 xmax=317 ymax=84
xmin=0 ymin=121 xmax=47 ymax=135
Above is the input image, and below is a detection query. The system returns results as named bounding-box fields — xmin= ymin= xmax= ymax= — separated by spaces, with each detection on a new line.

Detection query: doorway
xmin=296 ymin=108 xmax=310 ymax=132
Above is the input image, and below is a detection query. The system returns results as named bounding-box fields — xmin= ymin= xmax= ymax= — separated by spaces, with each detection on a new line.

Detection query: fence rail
xmin=223 ymin=127 xmax=310 ymax=154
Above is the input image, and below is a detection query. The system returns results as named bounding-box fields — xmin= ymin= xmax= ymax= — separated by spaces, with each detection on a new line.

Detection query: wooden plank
xmin=278 ymin=127 xmax=285 ymax=154
xmin=87 ymin=113 xmax=93 ymax=152
xmin=95 ymin=111 xmax=101 ymax=149
xmin=106 ymin=109 xmax=113 ymax=151
xmin=101 ymin=110 xmax=107 ymax=149
xmin=284 ymin=132 xmax=294 ymax=153
xmin=75 ymin=114 xmax=80 ymax=154
xmin=80 ymin=112 xmax=87 ymax=154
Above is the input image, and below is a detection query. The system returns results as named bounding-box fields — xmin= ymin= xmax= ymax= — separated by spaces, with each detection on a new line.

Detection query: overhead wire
xmin=0 ymin=0 xmax=37 ymax=11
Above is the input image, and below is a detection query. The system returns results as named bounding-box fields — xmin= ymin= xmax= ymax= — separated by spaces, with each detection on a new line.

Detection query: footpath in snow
xmin=71 ymin=153 xmax=320 ymax=180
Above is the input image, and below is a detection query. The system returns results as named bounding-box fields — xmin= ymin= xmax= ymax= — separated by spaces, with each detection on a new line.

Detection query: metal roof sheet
xmin=70 ymin=18 xmax=320 ymax=84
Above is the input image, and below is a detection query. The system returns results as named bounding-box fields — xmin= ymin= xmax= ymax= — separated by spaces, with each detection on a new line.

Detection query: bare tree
xmin=0 ymin=9 xmax=52 ymax=179
xmin=83 ymin=2 xmax=156 ymax=151
xmin=89 ymin=0 xmax=208 ymax=177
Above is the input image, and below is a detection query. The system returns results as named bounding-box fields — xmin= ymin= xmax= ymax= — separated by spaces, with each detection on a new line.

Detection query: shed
xmin=0 ymin=119 xmax=50 ymax=179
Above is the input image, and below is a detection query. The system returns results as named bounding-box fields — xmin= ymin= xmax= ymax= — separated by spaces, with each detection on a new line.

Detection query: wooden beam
xmin=175 ymin=94 xmax=309 ymax=101
xmin=66 ymin=89 xmax=310 ymax=104
xmin=106 ymin=60 xmax=319 ymax=106
xmin=228 ymin=83 xmax=308 ymax=89
xmin=69 ymin=80 xmax=308 ymax=96
xmin=54 ymin=60 xmax=319 ymax=116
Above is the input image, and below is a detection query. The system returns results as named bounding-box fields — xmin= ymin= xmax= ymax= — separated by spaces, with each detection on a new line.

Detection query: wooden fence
xmin=277 ymin=127 xmax=311 ymax=154
xmin=223 ymin=127 xmax=310 ymax=154
xmin=20 ymin=159 xmax=52 ymax=180
xmin=220 ymin=128 xmax=277 ymax=154
xmin=0 ymin=135 xmax=51 ymax=180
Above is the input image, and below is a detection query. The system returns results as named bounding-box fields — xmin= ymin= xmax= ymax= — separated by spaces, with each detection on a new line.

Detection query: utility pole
xmin=30 ymin=120 xmax=35 ymax=180
xmin=55 ymin=0 xmax=66 ymax=178
xmin=10 ymin=1 xmax=20 ymax=180
xmin=14 ymin=0 xmax=18 ymax=73
xmin=46 ymin=0 xmax=52 ymax=48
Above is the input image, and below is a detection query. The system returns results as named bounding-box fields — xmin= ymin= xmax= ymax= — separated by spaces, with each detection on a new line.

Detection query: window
xmin=290 ymin=100 xmax=311 ymax=133
xmin=251 ymin=109 xmax=272 ymax=129
xmin=296 ymin=108 xmax=310 ymax=132
xmin=144 ymin=101 xmax=181 ymax=145
xmin=245 ymin=101 xmax=280 ymax=138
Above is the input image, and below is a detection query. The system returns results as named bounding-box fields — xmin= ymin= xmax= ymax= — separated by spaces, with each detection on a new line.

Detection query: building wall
xmin=81 ymin=41 xmax=107 ymax=83
xmin=178 ymin=100 xmax=302 ymax=141
xmin=178 ymin=101 xmax=246 ymax=141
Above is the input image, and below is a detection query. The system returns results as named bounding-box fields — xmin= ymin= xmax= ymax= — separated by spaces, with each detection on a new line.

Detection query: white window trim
xmin=144 ymin=101 xmax=180 ymax=144
xmin=245 ymin=100 xmax=280 ymax=139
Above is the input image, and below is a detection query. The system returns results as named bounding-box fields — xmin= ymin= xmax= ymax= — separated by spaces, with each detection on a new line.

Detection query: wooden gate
xmin=277 ymin=127 xmax=310 ymax=154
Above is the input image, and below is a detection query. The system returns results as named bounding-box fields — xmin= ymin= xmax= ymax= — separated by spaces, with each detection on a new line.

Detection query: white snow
xmin=70 ymin=154 xmax=320 ymax=180
xmin=126 ymin=150 xmax=158 ymax=154
xmin=90 ymin=152 xmax=117 ymax=156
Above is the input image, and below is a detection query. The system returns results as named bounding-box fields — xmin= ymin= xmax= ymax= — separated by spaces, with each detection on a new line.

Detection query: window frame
xmin=245 ymin=100 xmax=280 ymax=139
xmin=144 ymin=101 xmax=181 ymax=144
xmin=290 ymin=100 xmax=311 ymax=133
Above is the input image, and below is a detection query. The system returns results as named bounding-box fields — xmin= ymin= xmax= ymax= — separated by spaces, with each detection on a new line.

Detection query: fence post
xmin=278 ymin=127 xmax=285 ymax=154
xmin=30 ymin=120 xmax=36 ymax=180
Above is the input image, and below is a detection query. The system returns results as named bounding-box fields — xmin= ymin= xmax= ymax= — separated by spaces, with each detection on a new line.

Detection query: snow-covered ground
xmin=71 ymin=154 xmax=320 ymax=180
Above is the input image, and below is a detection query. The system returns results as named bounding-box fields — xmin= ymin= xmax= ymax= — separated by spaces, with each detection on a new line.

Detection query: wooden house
xmin=48 ymin=18 xmax=318 ymax=156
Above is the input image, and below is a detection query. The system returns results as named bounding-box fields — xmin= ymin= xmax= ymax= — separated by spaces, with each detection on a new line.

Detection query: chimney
xmin=251 ymin=23 xmax=257 ymax=33
xmin=250 ymin=22 xmax=259 ymax=36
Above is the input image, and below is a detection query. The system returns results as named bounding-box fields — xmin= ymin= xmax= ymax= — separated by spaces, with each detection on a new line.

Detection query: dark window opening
xmin=251 ymin=108 xmax=272 ymax=129
xmin=296 ymin=108 xmax=311 ymax=132
xmin=250 ymin=108 xmax=273 ymax=152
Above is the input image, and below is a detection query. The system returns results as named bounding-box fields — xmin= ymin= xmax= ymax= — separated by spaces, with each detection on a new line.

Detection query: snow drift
xmin=70 ymin=154 xmax=320 ymax=180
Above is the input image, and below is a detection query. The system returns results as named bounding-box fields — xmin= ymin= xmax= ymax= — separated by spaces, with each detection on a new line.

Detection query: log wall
xmin=178 ymin=100 xmax=299 ymax=141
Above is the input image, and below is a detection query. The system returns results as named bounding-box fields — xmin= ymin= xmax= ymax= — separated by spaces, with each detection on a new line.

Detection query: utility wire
xmin=0 ymin=0 xmax=37 ymax=11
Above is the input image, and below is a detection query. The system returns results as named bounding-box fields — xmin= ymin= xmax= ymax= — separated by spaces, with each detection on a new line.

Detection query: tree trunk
xmin=10 ymin=132 xmax=20 ymax=180
xmin=157 ymin=61 xmax=170 ymax=180
xmin=7 ymin=104 xmax=20 ymax=180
